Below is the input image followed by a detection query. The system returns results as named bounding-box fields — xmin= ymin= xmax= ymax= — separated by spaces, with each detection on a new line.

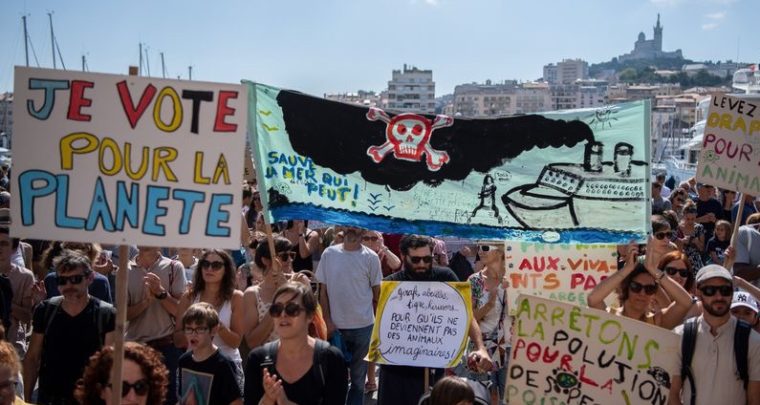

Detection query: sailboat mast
xmin=22 ymin=16 xmax=29 ymax=67
xmin=160 ymin=52 xmax=166 ymax=79
xmin=139 ymin=43 xmax=143 ymax=76
xmin=48 ymin=12 xmax=56 ymax=69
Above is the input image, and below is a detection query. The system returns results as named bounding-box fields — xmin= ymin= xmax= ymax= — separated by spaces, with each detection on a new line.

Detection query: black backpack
xmin=681 ymin=318 xmax=752 ymax=405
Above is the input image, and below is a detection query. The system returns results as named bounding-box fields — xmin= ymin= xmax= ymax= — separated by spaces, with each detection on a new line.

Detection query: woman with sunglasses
xmin=588 ymin=238 xmax=693 ymax=329
xmin=668 ymin=189 xmax=688 ymax=219
xmin=657 ymin=251 xmax=702 ymax=319
xmin=676 ymin=202 xmax=705 ymax=270
xmin=75 ymin=342 xmax=169 ymax=405
xmin=460 ymin=243 xmax=511 ymax=403
xmin=282 ymin=220 xmax=320 ymax=272
xmin=243 ymin=237 xmax=310 ymax=349
xmin=244 ymin=283 xmax=347 ymax=405
xmin=175 ymin=249 xmax=245 ymax=376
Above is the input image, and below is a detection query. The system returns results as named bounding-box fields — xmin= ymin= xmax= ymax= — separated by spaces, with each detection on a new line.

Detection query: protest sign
xmin=367 ymin=281 xmax=472 ymax=368
xmin=697 ymin=94 xmax=760 ymax=194
xmin=247 ymin=81 xmax=651 ymax=244
xmin=507 ymin=295 xmax=679 ymax=405
xmin=505 ymin=242 xmax=618 ymax=308
xmin=11 ymin=67 xmax=247 ymax=248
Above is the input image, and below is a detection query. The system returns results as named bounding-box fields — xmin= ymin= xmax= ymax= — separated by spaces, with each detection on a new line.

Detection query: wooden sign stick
xmin=725 ymin=192 xmax=745 ymax=271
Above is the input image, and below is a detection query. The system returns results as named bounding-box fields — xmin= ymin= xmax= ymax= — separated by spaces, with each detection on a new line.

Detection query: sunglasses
xmin=699 ymin=285 xmax=733 ymax=297
xmin=654 ymin=231 xmax=673 ymax=240
xmin=57 ymin=272 xmax=90 ymax=286
xmin=277 ymin=252 xmax=296 ymax=261
xmin=200 ymin=260 xmax=225 ymax=270
xmin=479 ymin=245 xmax=500 ymax=252
xmin=108 ymin=379 xmax=149 ymax=397
xmin=675 ymin=199 xmax=685 ymax=203
xmin=407 ymin=255 xmax=433 ymax=264
xmin=269 ymin=302 xmax=304 ymax=318
xmin=183 ymin=326 xmax=209 ymax=335
xmin=664 ymin=267 xmax=690 ymax=278
xmin=362 ymin=236 xmax=380 ymax=242
xmin=629 ymin=281 xmax=658 ymax=295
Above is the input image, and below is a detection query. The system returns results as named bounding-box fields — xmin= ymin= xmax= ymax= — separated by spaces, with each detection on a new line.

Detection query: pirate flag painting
xmin=246 ymin=81 xmax=651 ymax=243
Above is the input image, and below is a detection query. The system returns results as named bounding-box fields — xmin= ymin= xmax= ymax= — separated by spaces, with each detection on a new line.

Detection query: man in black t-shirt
xmin=696 ymin=183 xmax=722 ymax=240
xmin=378 ymin=235 xmax=493 ymax=405
xmin=23 ymin=251 xmax=115 ymax=405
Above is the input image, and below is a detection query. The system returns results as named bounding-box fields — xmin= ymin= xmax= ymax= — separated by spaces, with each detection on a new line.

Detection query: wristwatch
xmin=155 ymin=291 xmax=168 ymax=300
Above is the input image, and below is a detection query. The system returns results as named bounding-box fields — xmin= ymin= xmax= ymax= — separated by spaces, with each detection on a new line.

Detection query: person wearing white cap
xmin=732 ymin=291 xmax=759 ymax=330
xmin=669 ymin=265 xmax=760 ymax=405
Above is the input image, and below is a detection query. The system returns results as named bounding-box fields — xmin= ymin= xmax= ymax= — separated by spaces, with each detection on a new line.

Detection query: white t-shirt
xmin=315 ymin=244 xmax=382 ymax=329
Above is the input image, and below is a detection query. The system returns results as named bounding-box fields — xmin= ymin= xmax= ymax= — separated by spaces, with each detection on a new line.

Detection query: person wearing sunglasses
xmin=587 ymin=238 xmax=693 ymax=329
xmin=243 ymin=237 xmax=311 ymax=350
xmin=669 ymin=265 xmax=760 ymax=405
xmin=379 ymin=235 xmax=493 ymax=405
xmin=361 ymin=230 xmax=401 ymax=277
xmin=177 ymin=303 xmax=243 ymax=405
xmin=282 ymin=220 xmax=320 ymax=272
xmin=75 ymin=342 xmax=169 ymax=405
xmin=24 ymin=251 xmax=116 ymax=405
xmin=175 ymin=250 xmax=245 ymax=379
xmin=244 ymin=283 xmax=348 ymax=405
xmin=668 ymin=190 xmax=688 ymax=219
xmin=458 ymin=243 xmax=510 ymax=403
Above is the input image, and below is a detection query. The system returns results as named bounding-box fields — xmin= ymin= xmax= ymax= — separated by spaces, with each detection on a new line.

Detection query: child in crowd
xmin=706 ymin=220 xmax=731 ymax=266
xmin=177 ymin=303 xmax=243 ymax=405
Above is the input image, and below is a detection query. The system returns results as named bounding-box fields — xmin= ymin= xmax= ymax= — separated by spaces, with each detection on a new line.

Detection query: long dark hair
xmin=192 ymin=249 xmax=236 ymax=303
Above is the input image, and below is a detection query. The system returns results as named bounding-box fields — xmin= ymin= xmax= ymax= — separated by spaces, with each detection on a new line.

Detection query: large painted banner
xmin=367 ymin=281 xmax=472 ymax=368
xmin=11 ymin=67 xmax=247 ymax=248
xmin=507 ymin=295 xmax=678 ymax=405
xmin=505 ymin=242 xmax=618 ymax=309
xmin=697 ymin=94 xmax=760 ymax=194
xmin=247 ymin=82 xmax=650 ymax=243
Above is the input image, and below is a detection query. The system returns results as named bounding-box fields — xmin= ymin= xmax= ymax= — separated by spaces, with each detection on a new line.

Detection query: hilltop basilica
xmin=619 ymin=14 xmax=683 ymax=61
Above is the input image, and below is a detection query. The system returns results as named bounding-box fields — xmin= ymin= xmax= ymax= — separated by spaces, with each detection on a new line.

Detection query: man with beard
xmin=23 ymin=251 xmax=116 ymax=404
xmin=316 ymin=226 xmax=382 ymax=405
xmin=377 ymin=235 xmax=493 ymax=405
xmin=669 ymin=265 xmax=760 ymax=405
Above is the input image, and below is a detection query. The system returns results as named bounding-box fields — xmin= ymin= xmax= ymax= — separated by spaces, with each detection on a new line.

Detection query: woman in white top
xmin=175 ymin=249 xmax=245 ymax=370
xmin=243 ymin=237 xmax=309 ymax=349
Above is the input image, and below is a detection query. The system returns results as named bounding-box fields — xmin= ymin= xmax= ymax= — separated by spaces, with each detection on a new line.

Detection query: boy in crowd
xmin=177 ymin=302 xmax=243 ymax=405
xmin=732 ymin=291 xmax=759 ymax=332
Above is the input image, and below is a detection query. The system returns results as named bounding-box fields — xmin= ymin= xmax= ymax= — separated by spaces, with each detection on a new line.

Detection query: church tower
xmin=653 ymin=13 xmax=663 ymax=52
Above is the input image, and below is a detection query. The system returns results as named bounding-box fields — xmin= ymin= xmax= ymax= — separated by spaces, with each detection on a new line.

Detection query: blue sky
xmin=1 ymin=0 xmax=756 ymax=96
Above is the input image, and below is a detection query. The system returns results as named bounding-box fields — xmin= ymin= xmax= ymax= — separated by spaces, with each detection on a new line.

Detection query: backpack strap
xmin=311 ymin=339 xmax=329 ymax=405
xmin=260 ymin=341 xmax=278 ymax=375
xmin=681 ymin=318 xmax=698 ymax=405
xmin=735 ymin=320 xmax=752 ymax=390
xmin=43 ymin=296 xmax=65 ymax=337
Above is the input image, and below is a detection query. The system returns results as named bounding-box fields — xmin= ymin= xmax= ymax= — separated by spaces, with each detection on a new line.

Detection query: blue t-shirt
xmin=45 ymin=270 xmax=113 ymax=304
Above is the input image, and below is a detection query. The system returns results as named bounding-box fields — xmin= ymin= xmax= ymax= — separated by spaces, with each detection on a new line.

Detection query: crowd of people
xmin=0 ymin=170 xmax=759 ymax=405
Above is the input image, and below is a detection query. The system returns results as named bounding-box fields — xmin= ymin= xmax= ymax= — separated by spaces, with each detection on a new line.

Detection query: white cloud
xmin=701 ymin=22 xmax=719 ymax=30
xmin=705 ymin=11 xmax=727 ymax=19
xmin=423 ymin=0 xmax=439 ymax=5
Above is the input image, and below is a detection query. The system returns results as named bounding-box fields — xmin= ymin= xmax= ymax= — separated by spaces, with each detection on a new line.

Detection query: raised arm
xmin=587 ymin=242 xmax=638 ymax=310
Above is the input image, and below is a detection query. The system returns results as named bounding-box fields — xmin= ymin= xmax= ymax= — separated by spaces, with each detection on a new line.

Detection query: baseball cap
xmin=695 ymin=264 xmax=733 ymax=284
xmin=732 ymin=291 xmax=759 ymax=313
